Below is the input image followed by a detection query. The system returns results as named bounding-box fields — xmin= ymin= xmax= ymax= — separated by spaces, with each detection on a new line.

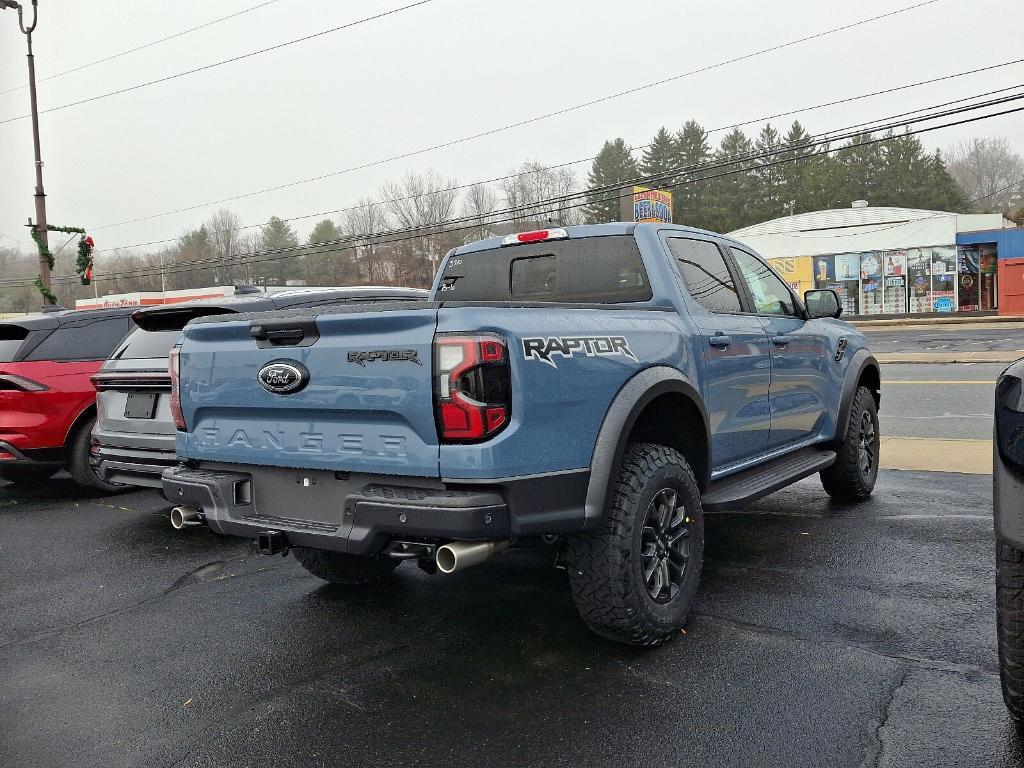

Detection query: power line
xmin=19 ymin=94 xmax=1017 ymax=288
xmin=0 ymin=0 xmax=439 ymax=125
xmin=90 ymin=56 xmax=1024 ymax=255
xmin=0 ymin=0 xmax=284 ymax=97
xmin=84 ymin=0 xmax=940 ymax=233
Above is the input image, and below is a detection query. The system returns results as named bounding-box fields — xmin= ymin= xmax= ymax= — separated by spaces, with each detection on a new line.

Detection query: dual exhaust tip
xmin=170 ymin=505 xmax=507 ymax=573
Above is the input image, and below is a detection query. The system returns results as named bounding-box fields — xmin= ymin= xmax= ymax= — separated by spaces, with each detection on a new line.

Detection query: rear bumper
xmin=91 ymin=444 xmax=178 ymax=489
xmin=0 ymin=441 xmax=65 ymax=468
xmin=161 ymin=462 xmax=589 ymax=554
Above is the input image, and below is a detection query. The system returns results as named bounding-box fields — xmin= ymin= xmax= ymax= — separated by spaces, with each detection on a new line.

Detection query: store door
xmin=999 ymin=258 xmax=1024 ymax=315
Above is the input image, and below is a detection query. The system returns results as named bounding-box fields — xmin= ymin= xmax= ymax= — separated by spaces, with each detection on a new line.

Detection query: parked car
xmin=994 ymin=358 xmax=1024 ymax=719
xmin=162 ymin=223 xmax=881 ymax=645
xmin=0 ymin=306 xmax=136 ymax=490
xmin=91 ymin=287 xmax=428 ymax=491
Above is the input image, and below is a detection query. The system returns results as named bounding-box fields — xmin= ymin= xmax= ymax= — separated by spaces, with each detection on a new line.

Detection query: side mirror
xmin=804 ymin=289 xmax=842 ymax=319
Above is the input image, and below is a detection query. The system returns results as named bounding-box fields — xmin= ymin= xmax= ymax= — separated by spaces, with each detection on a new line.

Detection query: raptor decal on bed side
xmin=521 ymin=335 xmax=637 ymax=368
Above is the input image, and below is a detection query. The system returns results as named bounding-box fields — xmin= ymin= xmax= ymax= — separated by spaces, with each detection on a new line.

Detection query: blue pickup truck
xmin=163 ymin=223 xmax=881 ymax=645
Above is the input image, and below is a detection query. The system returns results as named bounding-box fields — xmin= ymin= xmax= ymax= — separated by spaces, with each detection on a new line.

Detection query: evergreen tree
xmin=639 ymin=127 xmax=677 ymax=181
xmin=307 ymin=218 xmax=342 ymax=245
xmin=922 ymin=149 xmax=973 ymax=212
xmin=750 ymin=123 xmax=785 ymax=222
xmin=836 ymin=133 xmax=886 ymax=206
xmin=674 ymin=120 xmax=711 ymax=227
xmin=778 ymin=120 xmax=818 ymax=213
xmin=259 ymin=216 xmax=301 ymax=285
xmin=703 ymin=128 xmax=754 ymax=232
xmin=585 ymin=138 xmax=639 ymax=223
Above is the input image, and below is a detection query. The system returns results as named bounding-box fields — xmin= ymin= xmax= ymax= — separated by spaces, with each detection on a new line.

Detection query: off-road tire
xmin=67 ymin=415 xmax=124 ymax=493
xmin=292 ymin=547 xmax=399 ymax=585
xmin=564 ymin=443 xmax=704 ymax=646
xmin=0 ymin=466 xmax=58 ymax=486
xmin=821 ymin=385 xmax=879 ymax=502
xmin=997 ymin=541 xmax=1024 ymax=720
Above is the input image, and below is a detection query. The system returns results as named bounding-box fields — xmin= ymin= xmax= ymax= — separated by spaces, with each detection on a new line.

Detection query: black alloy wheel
xmin=640 ymin=487 xmax=692 ymax=604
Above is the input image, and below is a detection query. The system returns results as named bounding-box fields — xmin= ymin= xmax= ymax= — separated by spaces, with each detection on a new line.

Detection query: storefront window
xmin=930 ymin=247 xmax=957 ymax=312
xmin=880 ymin=250 xmax=907 ymax=314
xmin=859 ymin=253 xmax=884 ymax=315
xmin=906 ymin=249 xmax=932 ymax=313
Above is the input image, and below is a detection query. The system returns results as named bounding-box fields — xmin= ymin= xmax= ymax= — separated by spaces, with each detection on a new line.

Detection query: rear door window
xmin=439 ymin=236 xmax=651 ymax=303
xmin=667 ymin=238 xmax=743 ymax=313
xmin=25 ymin=316 xmax=131 ymax=361
xmin=0 ymin=325 xmax=29 ymax=362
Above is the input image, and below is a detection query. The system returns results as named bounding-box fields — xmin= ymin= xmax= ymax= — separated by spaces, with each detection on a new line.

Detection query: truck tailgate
xmin=177 ymin=303 xmax=440 ymax=476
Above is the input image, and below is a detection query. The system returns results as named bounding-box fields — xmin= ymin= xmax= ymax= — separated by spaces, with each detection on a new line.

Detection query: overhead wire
xmin=10 ymin=93 xmax=1016 ymax=288
xmin=89 ymin=59 xmax=1024 ymax=254
xmin=0 ymin=0 xmax=284 ymax=97
xmin=80 ymin=0 xmax=942 ymax=233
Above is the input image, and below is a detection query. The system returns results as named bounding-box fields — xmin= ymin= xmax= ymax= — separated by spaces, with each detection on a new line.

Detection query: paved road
xmin=864 ymin=325 xmax=1024 ymax=354
xmin=879 ymin=362 xmax=999 ymax=440
xmin=0 ymin=470 xmax=1017 ymax=768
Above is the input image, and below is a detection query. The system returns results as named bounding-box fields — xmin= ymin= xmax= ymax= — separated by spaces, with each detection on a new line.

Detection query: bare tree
xmin=343 ymin=197 xmax=389 ymax=284
xmin=946 ymin=137 xmax=1024 ymax=213
xmin=463 ymin=182 xmax=499 ymax=241
xmin=379 ymin=170 xmax=459 ymax=285
xmin=205 ymin=208 xmax=243 ymax=284
xmin=497 ymin=160 xmax=582 ymax=229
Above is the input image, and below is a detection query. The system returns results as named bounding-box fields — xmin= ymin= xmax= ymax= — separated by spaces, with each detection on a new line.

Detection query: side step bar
xmin=702 ymin=447 xmax=837 ymax=512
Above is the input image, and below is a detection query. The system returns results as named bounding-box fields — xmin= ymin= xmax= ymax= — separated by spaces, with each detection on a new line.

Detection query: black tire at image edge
xmin=997 ymin=540 xmax=1024 ymax=721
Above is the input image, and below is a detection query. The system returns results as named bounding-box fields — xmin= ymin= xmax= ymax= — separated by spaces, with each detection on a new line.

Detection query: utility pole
xmin=2 ymin=1 xmax=51 ymax=294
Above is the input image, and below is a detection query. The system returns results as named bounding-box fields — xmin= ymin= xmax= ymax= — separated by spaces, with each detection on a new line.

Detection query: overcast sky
xmin=0 ymin=0 xmax=1022 ymax=271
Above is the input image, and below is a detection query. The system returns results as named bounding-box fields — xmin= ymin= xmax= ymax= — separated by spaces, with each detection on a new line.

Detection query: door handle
xmin=772 ymin=335 xmax=792 ymax=347
xmin=709 ymin=335 xmax=732 ymax=349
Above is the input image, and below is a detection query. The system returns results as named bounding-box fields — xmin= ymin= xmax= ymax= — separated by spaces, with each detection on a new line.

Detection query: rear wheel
xmin=565 ymin=443 xmax=704 ymax=646
xmin=997 ymin=541 xmax=1024 ymax=720
xmin=292 ymin=547 xmax=399 ymax=585
xmin=0 ymin=466 xmax=58 ymax=486
xmin=821 ymin=385 xmax=879 ymax=501
xmin=67 ymin=415 xmax=124 ymax=493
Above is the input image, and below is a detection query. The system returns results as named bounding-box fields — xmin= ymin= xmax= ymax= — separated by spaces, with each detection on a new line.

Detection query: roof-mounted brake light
xmin=501 ymin=228 xmax=568 ymax=246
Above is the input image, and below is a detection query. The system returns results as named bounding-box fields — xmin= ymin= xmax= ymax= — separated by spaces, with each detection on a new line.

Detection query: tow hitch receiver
xmin=257 ymin=530 xmax=289 ymax=556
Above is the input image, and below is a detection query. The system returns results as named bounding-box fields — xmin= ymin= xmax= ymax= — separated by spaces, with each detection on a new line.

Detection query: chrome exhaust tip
xmin=170 ymin=505 xmax=202 ymax=530
xmin=435 ymin=540 xmax=510 ymax=574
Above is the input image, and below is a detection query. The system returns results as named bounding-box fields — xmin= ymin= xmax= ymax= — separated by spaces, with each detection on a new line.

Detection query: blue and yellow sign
xmin=625 ymin=186 xmax=673 ymax=224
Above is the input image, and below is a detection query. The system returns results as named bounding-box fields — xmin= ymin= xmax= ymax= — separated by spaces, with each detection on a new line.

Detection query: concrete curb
xmin=850 ymin=315 xmax=1023 ymax=328
xmin=876 ymin=351 xmax=1023 ymax=364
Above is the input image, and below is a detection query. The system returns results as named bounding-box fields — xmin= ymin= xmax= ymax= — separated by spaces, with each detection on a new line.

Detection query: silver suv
xmin=90 ymin=287 xmax=428 ymax=490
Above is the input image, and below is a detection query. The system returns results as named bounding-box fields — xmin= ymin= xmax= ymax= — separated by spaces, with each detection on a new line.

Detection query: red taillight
xmin=501 ymin=228 xmax=568 ymax=246
xmin=434 ymin=334 xmax=510 ymax=443
xmin=0 ymin=374 xmax=47 ymax=392
xmin=169 ymin=347 xmax=185 ymax=431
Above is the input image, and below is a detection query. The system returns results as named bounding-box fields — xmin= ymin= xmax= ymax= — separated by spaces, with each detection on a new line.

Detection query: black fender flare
xmin=834 ymin=349 xmax=880 ymax=444
xmin=583 ymin=366 xmax=709 ymax=528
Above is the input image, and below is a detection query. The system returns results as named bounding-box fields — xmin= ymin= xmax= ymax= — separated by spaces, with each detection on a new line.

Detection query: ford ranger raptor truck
xmin=163 ymin=223 xmax=881 ymax=645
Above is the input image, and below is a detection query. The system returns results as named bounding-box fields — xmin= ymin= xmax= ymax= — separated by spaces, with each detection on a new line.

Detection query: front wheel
xmin=821 ymin=385 xmax=879 ymax=501
xmin=292 ymin=547 xmax=399 ymax=585
xmin=564 ymin=443 xmax=704 ymax=646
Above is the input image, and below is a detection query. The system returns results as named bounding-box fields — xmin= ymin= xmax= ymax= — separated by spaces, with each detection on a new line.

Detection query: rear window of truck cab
xmin=438 ymin=236 xmax=651 ymax=303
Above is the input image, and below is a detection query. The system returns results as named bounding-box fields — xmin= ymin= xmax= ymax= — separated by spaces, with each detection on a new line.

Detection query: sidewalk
xmin=876 ymin=350 xmax=1023 ymax=364
xmin=850 ymin=314 xmax=1024 ymax=328
xmin=880 ymin=437 xmax=991 ymax=474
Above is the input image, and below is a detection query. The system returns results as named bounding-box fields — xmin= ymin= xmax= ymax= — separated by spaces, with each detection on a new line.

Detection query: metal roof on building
xmin=728 ymin=206 xmax=1011 ymax=259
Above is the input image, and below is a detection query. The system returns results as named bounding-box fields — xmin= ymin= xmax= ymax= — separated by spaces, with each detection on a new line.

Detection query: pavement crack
xmin=860 ymin=667 xmax=913 ymax=768
xmin=695 ymin=612 xmax=998 ymax=677
xmin=0 ymin=554 xmax=275 ymax=653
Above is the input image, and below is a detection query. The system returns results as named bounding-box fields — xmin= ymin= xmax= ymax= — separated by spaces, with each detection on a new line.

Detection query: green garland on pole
xmin=26 ymin=223 xmax=89 ymax=303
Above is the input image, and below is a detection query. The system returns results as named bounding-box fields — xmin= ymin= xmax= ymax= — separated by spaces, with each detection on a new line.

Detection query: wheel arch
xmin=64 ymin=403 xmax=97 ymax=448
xmin=834 ymin=350 xmax=880 ymax=444
xmin=584 ymin=366 xmax=710 ymax=528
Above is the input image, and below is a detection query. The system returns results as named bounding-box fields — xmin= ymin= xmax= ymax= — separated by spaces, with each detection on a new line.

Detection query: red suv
xmin=0 ymin=306 xmax=135 ymax=490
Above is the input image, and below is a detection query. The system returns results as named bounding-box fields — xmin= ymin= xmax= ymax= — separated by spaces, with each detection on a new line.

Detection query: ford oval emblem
xmin=258 ymin=360 xmax=309 ymax=395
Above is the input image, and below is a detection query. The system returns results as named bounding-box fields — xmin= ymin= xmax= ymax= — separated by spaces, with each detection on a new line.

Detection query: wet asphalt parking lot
xmin=1 ymin=466 xmax=1019 ymax=768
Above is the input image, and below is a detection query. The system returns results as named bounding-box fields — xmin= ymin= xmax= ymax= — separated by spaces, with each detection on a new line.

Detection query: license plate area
xmin=124 ymin=392 xmax=158 ymax=419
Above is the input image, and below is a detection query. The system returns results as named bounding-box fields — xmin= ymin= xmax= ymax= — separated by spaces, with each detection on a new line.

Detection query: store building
xmin=728 ymin=203 xmax=1014 ymax=316
xmin=956 ymin=228 xmax=1024 ymax=316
